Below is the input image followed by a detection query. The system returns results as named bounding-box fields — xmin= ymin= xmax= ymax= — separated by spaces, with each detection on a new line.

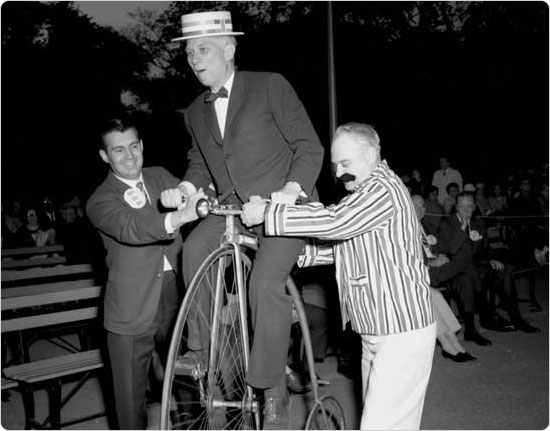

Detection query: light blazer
xmin=86 ymin=167 xmax=182 ymax=335
xmin=183 ymin=71 xmax=324 ymax=202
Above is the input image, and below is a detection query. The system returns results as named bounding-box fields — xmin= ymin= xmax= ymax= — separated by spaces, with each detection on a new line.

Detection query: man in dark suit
xmin=437 ymin=193 xmax=495 ymax=346
xmin=163 ymin=11 xmax=324 ymax=429
xmin=86 ymin=118 xmax=205 ymax=429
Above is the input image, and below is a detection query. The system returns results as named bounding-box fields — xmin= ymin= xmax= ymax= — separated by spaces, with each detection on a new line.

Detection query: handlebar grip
xmin=196 ymin=198 xmax=211 ymax=219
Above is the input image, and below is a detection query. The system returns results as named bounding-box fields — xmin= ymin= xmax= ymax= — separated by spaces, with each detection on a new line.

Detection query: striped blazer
xmin=265 ymin=160 xmax=434 ymax=335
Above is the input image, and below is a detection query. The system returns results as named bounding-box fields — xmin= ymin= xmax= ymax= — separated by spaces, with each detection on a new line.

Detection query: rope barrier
xmin=425 ymin=213 xmax=549 ymax=220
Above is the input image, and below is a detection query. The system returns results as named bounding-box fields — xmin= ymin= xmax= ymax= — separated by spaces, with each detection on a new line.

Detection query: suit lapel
xmin=224 ymin=72 xmax=245 ymax=143
xmin=107 ymin=172 xmax=130 ymax=195
xmin=203 ymin=100 xmax=223 ymax=145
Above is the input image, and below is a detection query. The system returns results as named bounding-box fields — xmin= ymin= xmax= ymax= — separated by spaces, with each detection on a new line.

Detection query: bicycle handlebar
xmin=196 ymin=197 xmax=242 ymax=218
xmin=195 ymin=196 xmax=309 ymax=219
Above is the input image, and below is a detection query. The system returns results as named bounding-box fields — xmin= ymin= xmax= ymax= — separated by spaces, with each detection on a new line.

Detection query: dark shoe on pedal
xmin=285 ymin=368 xmax=311 ymax=394
xmin=262 ymin=385 xmax=291 ymax=430
xmin=464 ymin=331 xmax=492 ymax=346
xmin=514 ymin=318 xmax=541 ymax=333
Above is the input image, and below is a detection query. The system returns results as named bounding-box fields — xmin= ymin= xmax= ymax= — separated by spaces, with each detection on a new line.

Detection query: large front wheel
xmin=160 ymin=245 xmax=258 ymax=429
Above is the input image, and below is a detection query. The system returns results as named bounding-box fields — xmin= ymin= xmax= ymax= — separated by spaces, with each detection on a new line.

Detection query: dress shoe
xmin=530 ymin=301 xmax=543 ymax=312
xmin=513 ymin=318 xmax=541 ymax=333
xmin=263 ymin=385 xmax=291 ymax=430
xmin=480 ymin=314 xmax=516 ymax=332
xmin=464 ymin=331 xmax=492 ymax=346
xmin=285 ymin=368 xmax=311 ymax=394
xmin=457 ymin=352 xmax=477 ymax=361
xmin=441 ymin=350 xmax=470 ymax=362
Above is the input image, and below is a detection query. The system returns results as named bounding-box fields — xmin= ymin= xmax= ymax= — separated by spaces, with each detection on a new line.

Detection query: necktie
xmin=136 ymin=181 xmax=151 ymax=205
xmin=204 ymin=86 xmax=228 ymax=103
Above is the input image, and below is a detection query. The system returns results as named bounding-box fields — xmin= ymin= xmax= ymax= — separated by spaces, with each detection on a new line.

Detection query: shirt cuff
xmin=286 ymin=181 xmax=308 ymax=198
xmin=178 ymin=181 xmax=197 ymax=197
xmin=165 ymin=213 xmax=175 ymax=234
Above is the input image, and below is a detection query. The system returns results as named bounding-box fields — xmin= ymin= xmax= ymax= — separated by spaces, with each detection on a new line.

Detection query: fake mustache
xmin=339 ymin=173 xmax=357 ymax=183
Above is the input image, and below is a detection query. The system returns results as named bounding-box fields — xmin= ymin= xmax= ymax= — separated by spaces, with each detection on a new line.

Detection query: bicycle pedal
xmin=174 ymin=356 xmax=206 ymax=378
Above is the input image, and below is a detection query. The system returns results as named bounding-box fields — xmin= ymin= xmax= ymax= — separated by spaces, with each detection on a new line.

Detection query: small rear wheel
xmin=305 ymin=395 xmax=346 ymax=430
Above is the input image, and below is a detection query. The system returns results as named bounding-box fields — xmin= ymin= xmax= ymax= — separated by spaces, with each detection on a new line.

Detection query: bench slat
xmin=2 ymin=256 xmax=67 ymax=270
xmin=2 ymin=264 xmax=93 ymax=282
xmin=3 ymin=350 xmax=103 ymax=383
xmin=2 ymin=245 xmax=65 ymax=258
xmin=1 ymin=377 xmax=18 ymax=390
xmin=2 ymin=286 xmax=102 ymax=311
xmin=1 ymin=279 xmax=96 ymax=299
xmin=2 ymin=307 xmax=98 ymax=333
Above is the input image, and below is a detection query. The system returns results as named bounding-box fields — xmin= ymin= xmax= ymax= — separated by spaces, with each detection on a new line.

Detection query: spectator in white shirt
xmin=432 ymin=156 xmax=463 ymax=205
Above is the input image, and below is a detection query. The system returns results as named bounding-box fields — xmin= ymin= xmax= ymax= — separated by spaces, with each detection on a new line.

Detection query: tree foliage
xmin=1 ymin=1 xmax=547 ymax=199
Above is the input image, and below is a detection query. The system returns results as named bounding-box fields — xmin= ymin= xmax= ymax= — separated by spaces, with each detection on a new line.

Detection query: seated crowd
xmin=1 ymin=162 xmax=548 ymax=373
xmin=1 ymin=193 xmax=103 ymax=266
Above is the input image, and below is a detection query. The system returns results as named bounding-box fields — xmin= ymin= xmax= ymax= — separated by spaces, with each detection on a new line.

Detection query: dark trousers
xmin=107 ymin=271 xmax=179 ymax=430
xmin=477 ymin=262 xmax=522 ymax=320
xmin=428 ymin=255 xmax=470 ymax=288
xmin=448 ymin=264 xmax=478 ymax=315
xmin=304 ymin=303 xmax=328 ymax=360
xmin=182 ymin=213 xmax=303 ymax=389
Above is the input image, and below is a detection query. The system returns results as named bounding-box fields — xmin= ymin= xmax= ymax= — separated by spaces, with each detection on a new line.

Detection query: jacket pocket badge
xmin=124 ymin=187 xmax=146 ymax=209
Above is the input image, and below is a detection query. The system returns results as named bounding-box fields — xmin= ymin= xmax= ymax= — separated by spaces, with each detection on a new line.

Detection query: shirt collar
xmin=114 ymin=173 xmax=143 ymax=189
xmin=352 ymin=159 xmax=388 ymax=193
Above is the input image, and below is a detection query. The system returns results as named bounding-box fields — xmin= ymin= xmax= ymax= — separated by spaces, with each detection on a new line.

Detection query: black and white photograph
xmin=1 ymin=1 xmax=548 ymax=430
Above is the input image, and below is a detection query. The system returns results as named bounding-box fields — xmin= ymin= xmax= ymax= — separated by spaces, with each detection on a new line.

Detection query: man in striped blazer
xmin=242 ymin=123 xmax=436 ymax=430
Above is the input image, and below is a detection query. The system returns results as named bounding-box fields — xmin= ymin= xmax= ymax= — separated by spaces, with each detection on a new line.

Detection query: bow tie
xmin=204 ymin=87 xmax=228 ymax=103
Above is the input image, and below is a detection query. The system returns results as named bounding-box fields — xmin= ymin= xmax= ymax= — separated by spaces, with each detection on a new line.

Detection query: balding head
xmin=411 ymin=194 xmax=426 ymax=220
xmin=331 ymin=123 xmax=381 ymax=191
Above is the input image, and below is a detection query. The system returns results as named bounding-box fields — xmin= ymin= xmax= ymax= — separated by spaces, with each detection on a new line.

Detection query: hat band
xmin=179 ymin=28 xmax=237 ymax=38
xmin=183 ymin=18 xmax=232 ymax=28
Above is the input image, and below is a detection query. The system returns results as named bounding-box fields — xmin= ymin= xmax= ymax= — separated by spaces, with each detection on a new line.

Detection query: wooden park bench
xmin=1 ymin=263 xmax=106 ymax=428
xmin=1 ymin=245 xmax=67 ymax=270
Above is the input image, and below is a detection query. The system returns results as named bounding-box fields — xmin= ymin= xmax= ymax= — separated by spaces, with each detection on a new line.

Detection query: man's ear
xmin=99 ymin=149 xmax=109 ymax=165
xmin=224 ymin=43 xmax=236 ymax=62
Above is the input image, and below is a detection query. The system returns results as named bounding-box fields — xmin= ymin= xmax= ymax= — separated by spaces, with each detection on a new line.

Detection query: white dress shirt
xmin=213 ymin=71 xmax=235 ymax=138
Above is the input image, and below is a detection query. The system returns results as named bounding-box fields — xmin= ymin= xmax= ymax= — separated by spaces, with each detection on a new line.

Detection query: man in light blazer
xmin=86 ymin=118 xmax=205 ymax=429
xmin=162 ymin=11 xmax=324 ymax=429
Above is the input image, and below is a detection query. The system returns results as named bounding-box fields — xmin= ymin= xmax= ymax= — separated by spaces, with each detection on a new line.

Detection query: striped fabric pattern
xmin=266 ymin=160 xmax=434 ymax=335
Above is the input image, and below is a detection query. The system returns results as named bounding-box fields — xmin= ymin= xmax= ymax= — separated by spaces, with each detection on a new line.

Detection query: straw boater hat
xmin=172 ymin=11 xmax=244 ymax=42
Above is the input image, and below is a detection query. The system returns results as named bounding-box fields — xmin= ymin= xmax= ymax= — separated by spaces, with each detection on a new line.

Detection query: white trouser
xmin=360 ymin=323 xmax=436 ymax=430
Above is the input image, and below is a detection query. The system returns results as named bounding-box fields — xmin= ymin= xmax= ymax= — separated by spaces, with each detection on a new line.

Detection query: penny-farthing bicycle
xmin=160 ymin=198 xmax=345 ymax=430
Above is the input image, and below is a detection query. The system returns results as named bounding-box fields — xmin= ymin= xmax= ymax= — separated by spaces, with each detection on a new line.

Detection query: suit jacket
xmin=437 ymin=213 xmax=488 ymax=264
xmin=421 ymin=217 xmax=470 ymax=287
xmin=86 ymin=167 xmax=182 ymax=335
xmin=183 ymin=71 xmax=324 ymax=203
